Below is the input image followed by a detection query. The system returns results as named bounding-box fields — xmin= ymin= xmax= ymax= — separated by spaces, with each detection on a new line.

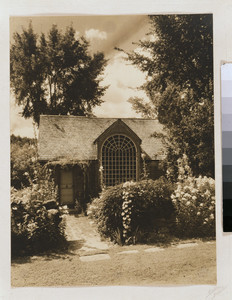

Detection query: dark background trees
xmin=11 ymin=135 xmax=37 ymax=189
xmin=10 ymin=23 xmax=108 ymax=125
xmin=124 ymin=14 xmax=214 ymax=178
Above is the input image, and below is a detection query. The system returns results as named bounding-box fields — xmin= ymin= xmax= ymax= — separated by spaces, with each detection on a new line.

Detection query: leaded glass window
xmin=101 ymin=134 xmax=137 ymax=186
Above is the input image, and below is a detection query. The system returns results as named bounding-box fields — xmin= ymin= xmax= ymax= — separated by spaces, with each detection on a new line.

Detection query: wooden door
xmin=60 ymin=169 xmax=73 ymax=205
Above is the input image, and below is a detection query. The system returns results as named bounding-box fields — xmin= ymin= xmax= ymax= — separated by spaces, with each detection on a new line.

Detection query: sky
xmin=10 ymin=15 xmax=151 ymax=138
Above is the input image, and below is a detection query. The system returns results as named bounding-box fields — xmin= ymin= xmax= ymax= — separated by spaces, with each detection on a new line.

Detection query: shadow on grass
xmin=67 ymin=239 xmax=85 ymax=252
xmin=42 ymin=239 xmax=86 ymax=261
xmin=139 ymin=234 xmax=216 ymax=248
xmin=134 ymin=232 xmax=178 ymax=248
xmin=11 ymin=256 xmax=32 ymax=265
xmin=11 ymin=239 xmax=86 ymax=265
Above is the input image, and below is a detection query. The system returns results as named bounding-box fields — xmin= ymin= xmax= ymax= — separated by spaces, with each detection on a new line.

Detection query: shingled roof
xmin=38 ymin=115 xmax=166 ymax=161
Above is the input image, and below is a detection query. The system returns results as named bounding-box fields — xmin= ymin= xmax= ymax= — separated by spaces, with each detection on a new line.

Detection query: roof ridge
xmin=40 ymin=115 xmax=158 ymax=121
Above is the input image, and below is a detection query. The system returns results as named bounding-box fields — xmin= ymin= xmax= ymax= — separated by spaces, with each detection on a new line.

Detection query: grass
xmin=11 ymin=240 xmax=216 ymax=287
xmin=11 ymin=215 xmax=216 ymax=287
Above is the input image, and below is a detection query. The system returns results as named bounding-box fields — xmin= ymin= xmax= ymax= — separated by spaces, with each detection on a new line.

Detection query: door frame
xmin=59 ymin=167 xmax=74 ymax=206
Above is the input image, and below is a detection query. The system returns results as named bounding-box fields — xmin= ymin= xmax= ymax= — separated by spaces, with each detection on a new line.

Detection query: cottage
xmin=38 ymin=115 xmax=166 ymax=208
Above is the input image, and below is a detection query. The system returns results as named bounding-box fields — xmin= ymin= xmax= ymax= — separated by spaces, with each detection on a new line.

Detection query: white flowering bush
xmin=121 ymin=182 xmax=135 ymax=244
xmin=11 ymin=165 xmax=68 ymax=256
xmin=171 ymin=155 xmax=215 ymax=238
xmin=87 ymin=178 xmax=175 ymax=245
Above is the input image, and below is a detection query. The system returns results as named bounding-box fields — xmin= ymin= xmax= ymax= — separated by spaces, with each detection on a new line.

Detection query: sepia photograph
xmin=10 ymin=14 xmax=216 ymax=287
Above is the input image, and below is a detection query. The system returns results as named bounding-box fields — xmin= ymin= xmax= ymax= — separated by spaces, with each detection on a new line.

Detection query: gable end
xmin=94 ymin=118 xmax=142 ymax=145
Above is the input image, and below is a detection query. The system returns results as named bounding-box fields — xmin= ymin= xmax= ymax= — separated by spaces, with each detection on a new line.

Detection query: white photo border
xmin=1 ymin=0 xmax=232 ymax=299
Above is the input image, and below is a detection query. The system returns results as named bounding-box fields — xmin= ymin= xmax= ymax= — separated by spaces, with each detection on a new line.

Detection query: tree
xmin=121 ymin=14 xmax=214 ymax=178
xmin=11 ymin=135 xmax=37 ymax=189
xmin=10 ymin=23 xmax=108 ymax=125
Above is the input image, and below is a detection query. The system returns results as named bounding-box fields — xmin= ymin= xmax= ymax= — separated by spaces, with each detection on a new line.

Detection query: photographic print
xmin=10 ymin=14 xmax=216 ymax=287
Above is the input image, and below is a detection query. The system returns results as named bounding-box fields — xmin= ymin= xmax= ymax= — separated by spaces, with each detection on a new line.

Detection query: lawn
xmin=11 ymin=240 xmax=216 ymax=287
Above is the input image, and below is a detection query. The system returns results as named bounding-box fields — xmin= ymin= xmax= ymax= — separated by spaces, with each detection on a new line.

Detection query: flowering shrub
xmin=171 ymin=155 xmax=215 ymax=238
xmin=87 ymin=177 xmax=175 ymax=244
xmin=11 ymin=165 xmax=68 ymax=256
xmin=121 ymin=184 xmax=134 ymax=244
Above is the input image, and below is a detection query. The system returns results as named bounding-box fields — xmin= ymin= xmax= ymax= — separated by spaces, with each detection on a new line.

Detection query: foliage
xmin=158 ymin=85 xmax=214 ymax=180
xmin=121 ymin=14 xmax=214 ymax=178
xmin=11 ymin=134 xmax=37 ymax=189
xmin=171 ymin=154 xmax=215 ymax=238
xmin=121 ymin=185 xmax=134 ymax=244
xmin=87 ymin=178 xmax=175 ymax=244
xmin=10 ymin=23 xmax=108 ymax=125
xmin=87 ymin=184 xmax=124 ymax=241
xmin=11 ymin=164 xmax=68 ymax=256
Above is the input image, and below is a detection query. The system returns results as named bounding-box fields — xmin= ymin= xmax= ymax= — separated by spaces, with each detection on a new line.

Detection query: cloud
xmin=85 ymin=29 xmax=107 ymax=41
xmin=74 ymin=31 xmax=80 ymax=40
xmin=10 ymin=95 xmax=37 ymax=138
xmin=93 ymin=52 xmax=148 ymax=118
xmin=105 ymin=52 xmax=147 ymax=88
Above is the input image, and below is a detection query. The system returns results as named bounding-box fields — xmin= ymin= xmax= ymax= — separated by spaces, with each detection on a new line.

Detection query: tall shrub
xmin=171 ymin=155 xmax=215 ymax=238
xmin=88 ymin=178 xmax=175 ymax=244
xmin=11 ymin=164 xmax=68 ymax=256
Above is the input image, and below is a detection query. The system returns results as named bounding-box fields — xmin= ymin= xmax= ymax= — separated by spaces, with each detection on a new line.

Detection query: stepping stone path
xmin=65 ymin=215 xmax=201 ymax=262
xmin=144 ymin=247 xmax=165 ymax=253
xmin=117 ymin=250 xmax=139 ymax=255
xmin=80 ymin=254 xmax=111 ymax=262
xmin=176 ymin=243 xmax=198 ymax=249
xmin=65 ymin=215 xmax=111 ymax=253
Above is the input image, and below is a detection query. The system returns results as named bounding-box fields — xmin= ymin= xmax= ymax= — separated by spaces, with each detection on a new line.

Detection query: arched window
xmin=101 ymin=134 xmax=137 ymax=186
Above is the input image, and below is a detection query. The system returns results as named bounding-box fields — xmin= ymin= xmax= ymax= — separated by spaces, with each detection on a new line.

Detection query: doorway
xmin=60 ymin=169 xmax=73 ymax=205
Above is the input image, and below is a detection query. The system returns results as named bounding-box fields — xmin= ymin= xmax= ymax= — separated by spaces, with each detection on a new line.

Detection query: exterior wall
xmin=54 ymin=159 xmax=163 ymax=209
xmin=73 ymin=165 xmax=85 ymax=207
xmin=54 ymin=165 xmax=60 ymax=187
xmin=88 ymin=160 xmax=101 ymax=197
xmin=146 ymin=160 xmax=164 ymax=180
xmin=55 ymin=161 xmax=100 ymax=208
